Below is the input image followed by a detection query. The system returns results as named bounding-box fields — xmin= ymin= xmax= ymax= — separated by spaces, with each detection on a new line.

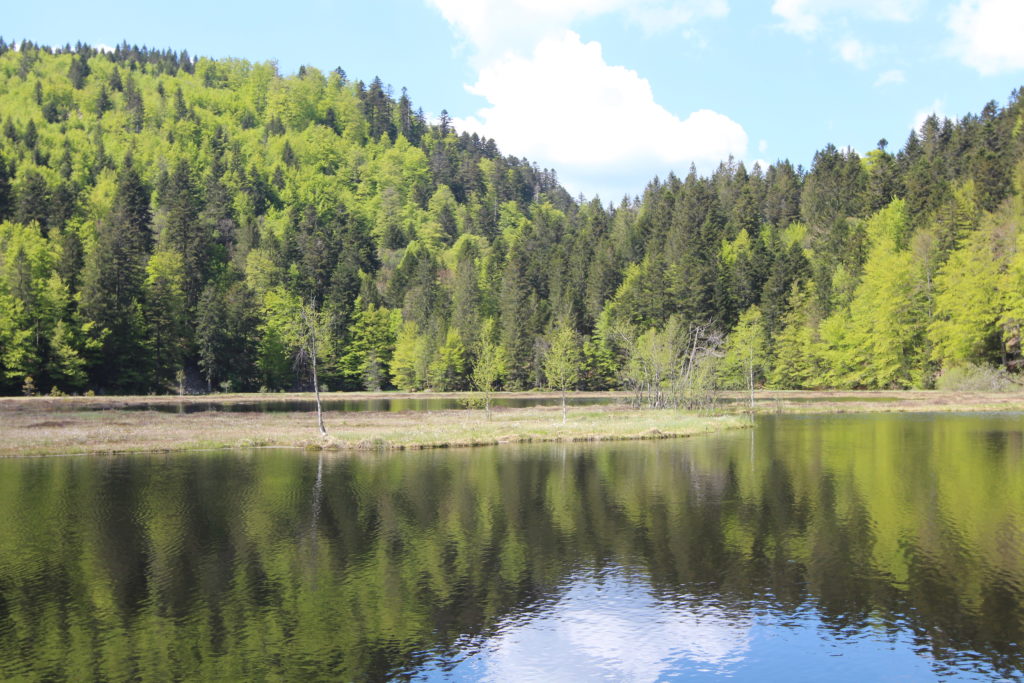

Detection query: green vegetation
xmin=543 ymin=321 xmax=581 ymax=422
xmin=2 ymin=40 xmax=1024 ymax=396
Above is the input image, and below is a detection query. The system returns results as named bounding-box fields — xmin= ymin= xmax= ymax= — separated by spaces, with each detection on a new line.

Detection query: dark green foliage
xmin=362 ymin=76 xmax=396 ymax=142
xmin=67 ymin=54 xmax=89 ymax=89
xmin=77 ymin=158 xmax=154 ymax=392
xmin=57 ymin=228 xmax=83 ymax=292
xmin=499 ymin=249 xmax=536 ymax=389
xmin=161 ymin=159 xmax=206 ymax=307
xmin=123 ymin=73 xmax=144 ymax=132
xmin=23 ymin=119 xmax=37 ymax=149
xmin=196 ymin=280 xmax=259 ymax=392
xmin=14 ymin=168 xmax=50 ymax=230
xmin=0 ymin=158 xmax=15 ymax=220
xmin=108 ymin=66 xmax=123 ymax=92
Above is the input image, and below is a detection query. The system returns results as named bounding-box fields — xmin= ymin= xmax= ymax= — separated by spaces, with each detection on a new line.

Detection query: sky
xmin=6 ymin=0 xmax=1024 ymax=200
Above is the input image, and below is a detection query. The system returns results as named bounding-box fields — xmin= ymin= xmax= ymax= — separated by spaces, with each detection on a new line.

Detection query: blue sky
xmin=6 ymin=0 xmax=1024 ymax=200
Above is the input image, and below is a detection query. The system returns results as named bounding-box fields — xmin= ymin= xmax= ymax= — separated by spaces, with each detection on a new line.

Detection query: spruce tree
xmin=162 ymin=159 xmax=206 ymax=308
xmin=79 ymin=157 xmax=153 ymax=392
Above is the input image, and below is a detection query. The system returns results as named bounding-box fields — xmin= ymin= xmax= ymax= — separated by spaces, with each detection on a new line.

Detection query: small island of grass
xmin=0 ymin=399 xmax=749 ymax=457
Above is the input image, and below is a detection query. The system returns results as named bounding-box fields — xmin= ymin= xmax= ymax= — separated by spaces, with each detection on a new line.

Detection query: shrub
xmin=935 ymin=363 xmax=1019 ymax=392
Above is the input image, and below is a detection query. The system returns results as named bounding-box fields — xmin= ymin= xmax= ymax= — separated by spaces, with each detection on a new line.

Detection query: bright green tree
xmin=338 ymin=301 xmax=400 ymax=390
xmin=390 ymin=320 xmax=426 ymax=391
xmin=144 ymin=251 xmax=188 ymax=389
xmin=472 ymin=321 xmax=506 ymax=419
xmin=428 ymin=328 xmax=467 ymax=391
xmin=544 ymin=322 xmax=581 ymax=423
xmin=720 ymin=305 xmax=768 ymax=408
xmin=769 ymin=284 xmax=819 ymax=389
xmin=928 ymin=225 xmax=1003 ymax=368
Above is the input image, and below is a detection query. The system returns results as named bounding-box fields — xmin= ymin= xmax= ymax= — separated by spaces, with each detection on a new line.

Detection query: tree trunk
xmin=307 ymin=305 xmax=327 ymax=437
xmin=312 ymin=359 xmax=326 ymax=436
xmin=562 ymin=387 xmax=567 ymax=424
xmin=748 ymin=346 xmax=755 ymax=415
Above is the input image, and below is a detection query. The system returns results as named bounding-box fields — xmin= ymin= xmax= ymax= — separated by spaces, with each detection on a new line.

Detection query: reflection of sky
xmin=481 ymin=572 xmax=749 ymax=681
xmin=412 ymin=567 xmax=997 ymax=682
xmin=415 ymin=567 xmax=751 ymax=681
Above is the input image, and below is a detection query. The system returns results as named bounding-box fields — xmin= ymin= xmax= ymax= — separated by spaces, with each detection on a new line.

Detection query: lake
xmin=0 ymin=412 xmax=1021 ymax=680
xmin=33 ymin=395 xmax=619 ymax=414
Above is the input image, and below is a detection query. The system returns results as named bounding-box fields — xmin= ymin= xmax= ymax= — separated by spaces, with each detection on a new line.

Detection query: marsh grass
xmin=0 ymin=404 xmax=749 ymax=457
xmin=6 ymin=389 xmax=1024 ymax=457
xmin=739 ymin=389 xmax=1024 ymax=414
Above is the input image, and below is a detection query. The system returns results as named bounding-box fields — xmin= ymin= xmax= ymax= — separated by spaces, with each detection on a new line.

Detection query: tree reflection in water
xmin=0 ymin=413 xmax=1021 ymax=680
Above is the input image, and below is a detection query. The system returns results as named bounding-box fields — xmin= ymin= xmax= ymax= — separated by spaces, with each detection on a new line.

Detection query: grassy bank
xmin=733 ymin=389 xmax=1024 ymax=413
xmin=5 ymin=389 xmax=1024 ymax=457
xmin=0 ymin=404 xmax=748 ymax=457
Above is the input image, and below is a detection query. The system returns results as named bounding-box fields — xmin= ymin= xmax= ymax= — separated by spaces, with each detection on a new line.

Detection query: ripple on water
xmin=0 ymin=416 xmax=1023 ymax=680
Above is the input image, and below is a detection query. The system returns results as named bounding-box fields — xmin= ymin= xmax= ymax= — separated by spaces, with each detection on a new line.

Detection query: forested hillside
xmin=2 ymin=40 xmax=1024 ymax=396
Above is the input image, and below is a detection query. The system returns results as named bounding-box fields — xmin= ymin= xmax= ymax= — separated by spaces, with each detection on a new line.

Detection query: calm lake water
xmin=1 ymin=412 xmax=1022 ymax=680
xmin=37 ymin=393 xmax=898 ymax=414
xmin=58 ymin=395 xmax=619 ymax=413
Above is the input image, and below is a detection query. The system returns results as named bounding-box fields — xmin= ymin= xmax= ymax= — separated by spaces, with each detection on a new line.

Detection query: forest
xmin=1 ymin=39 xmax=1024 ymax=396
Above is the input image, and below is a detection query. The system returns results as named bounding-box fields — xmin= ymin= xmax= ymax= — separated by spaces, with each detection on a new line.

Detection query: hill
xmin=1 ymin=39 xmax=1023 ymax=394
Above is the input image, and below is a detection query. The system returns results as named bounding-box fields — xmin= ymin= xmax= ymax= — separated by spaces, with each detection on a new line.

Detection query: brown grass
xmin=0 ymin=403 xmax=748 ymax=457
xmin=4 ymin=389 xmax=1024 ymax=457
xmin=729 ymin=389 xmax=1024 ymax=414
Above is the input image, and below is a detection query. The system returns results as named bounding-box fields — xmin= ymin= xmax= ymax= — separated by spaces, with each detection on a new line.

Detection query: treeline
xmin=1 ymin=40 xmax=1024 ymax=395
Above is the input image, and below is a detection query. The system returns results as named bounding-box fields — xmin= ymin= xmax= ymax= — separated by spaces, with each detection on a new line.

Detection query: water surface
xmin=0 ymin=412 xmax=1022 ymax=680
xmin=62 ymin=394 xmax=619 ymax=413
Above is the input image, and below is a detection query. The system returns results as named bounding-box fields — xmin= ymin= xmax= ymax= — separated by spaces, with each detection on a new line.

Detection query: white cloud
xmin=625 ymin=0 xmax=728 ymax=35
xmin=469 ymin=570 xmax=751 ymax=681
xmin=948 ymin=0 xmax=1024 ymax=75
xmin=772 ymin=0 xmax=922 ymax=36
xmin=428 ymin=0 xmax=727 ymax=59
xmin=913 ymin=99 xmax=944 ymax=133
xmin=427 ymin=0 xmax=741 ymax=197
xmin=874 ymin=69 xmax=906 ymax=86
xmin=454 ymin=31 xmax=748 ymax=198
xmin=758 ymin=139 xmax=768 ymax=153
xmin=838 ymin=38 xmax=872 ymax=68
xmin=96 ymin=44 xmax=115 ymax=54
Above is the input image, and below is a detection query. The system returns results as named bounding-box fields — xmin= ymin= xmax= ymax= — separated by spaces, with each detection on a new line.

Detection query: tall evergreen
xmin=161 ymin=159 xmax=206 ymax=308
xmin=79 ymin=157 xmax=153 ymax=391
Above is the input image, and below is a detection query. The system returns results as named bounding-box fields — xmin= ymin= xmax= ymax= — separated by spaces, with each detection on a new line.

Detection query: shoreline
xmin=0 ymin=390 xmax=626 ymax=412
xmin=5 ymin=388 xmax=1024 ymax=411
xmin=0 ymin=404 xmax=750 ymax=457
xmin=4 ymin=389 xmax=1024 ymax=458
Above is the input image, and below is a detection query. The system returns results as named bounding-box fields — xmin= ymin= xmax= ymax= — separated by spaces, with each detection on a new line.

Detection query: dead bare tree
xmin=298 ymin=300 xmax=328 ymax=437
xmin=670 ymin=322 xmax=724 ymax=412
xmin=610 ymin=316 xmax=723 ymax=412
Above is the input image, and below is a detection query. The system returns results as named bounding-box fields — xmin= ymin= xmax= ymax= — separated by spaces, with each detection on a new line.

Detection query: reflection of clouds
xmin=439 ymin=568 xmax=751 ymax=681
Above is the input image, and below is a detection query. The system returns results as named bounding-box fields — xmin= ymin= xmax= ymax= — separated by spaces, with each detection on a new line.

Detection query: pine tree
xmin=95 ymin=85 xmax=112 ymax=116
xmin=499 ymin=249 xmax=535 ymax=389
xmin=67 ymin=54 xmax=90 ymax=89
xmin=79 ymin=157 xmax=153 ymax=392
xmin=14 ymin=168 xmax=50 ymax=230
xmin=162 ymin=159 xmax=207 ymax=308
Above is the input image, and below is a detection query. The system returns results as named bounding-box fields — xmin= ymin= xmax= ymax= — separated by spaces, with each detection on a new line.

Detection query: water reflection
xmin=0 ymin=413 xmax=1022 ymax=680
xmin=421 ymin=568 xmax=753 ymax=681
xmin=57 ymin=395 xmax=619 ymax=413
